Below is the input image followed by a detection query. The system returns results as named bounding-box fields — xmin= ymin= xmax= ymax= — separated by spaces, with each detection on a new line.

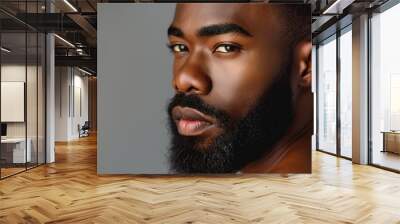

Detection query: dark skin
xmin=168 ymin=3 xmax=312 ymax=173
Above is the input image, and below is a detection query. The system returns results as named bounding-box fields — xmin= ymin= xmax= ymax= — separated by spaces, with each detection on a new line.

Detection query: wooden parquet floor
xmin=1 ymin=134 xmax=400 ymax=224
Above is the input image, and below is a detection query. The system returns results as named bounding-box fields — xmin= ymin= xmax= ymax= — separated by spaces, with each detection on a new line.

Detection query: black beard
xmin=167 ymin=70 xmax=293 ymax=173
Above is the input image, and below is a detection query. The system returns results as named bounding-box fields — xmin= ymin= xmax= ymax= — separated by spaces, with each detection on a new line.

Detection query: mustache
xmin=167 ymin=93 xmax=231 ymax=127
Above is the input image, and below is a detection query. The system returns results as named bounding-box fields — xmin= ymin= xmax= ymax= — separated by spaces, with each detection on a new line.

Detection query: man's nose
xmin=173 ymin=54 xmax=211 ymax=95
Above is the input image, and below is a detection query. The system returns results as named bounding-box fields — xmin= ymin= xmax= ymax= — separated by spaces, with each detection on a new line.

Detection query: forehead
xmin=172 ymin=3 xmax=282 ymax=36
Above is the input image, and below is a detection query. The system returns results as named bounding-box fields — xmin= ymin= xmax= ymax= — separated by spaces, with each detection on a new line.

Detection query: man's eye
xmin=214 ymin=44 xmax=241 ymax=53
xmin=168 ymin=44 xmax=188 ymax=53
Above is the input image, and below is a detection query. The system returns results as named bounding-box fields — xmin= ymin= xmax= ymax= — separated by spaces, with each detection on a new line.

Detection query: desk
xmin=1 ymin=138 xmax=31 ymax=163
xmin=382 ymin=131 xmax=400 ymax=154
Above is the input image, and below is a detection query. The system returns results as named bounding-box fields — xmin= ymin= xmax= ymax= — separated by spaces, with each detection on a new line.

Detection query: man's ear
xmin=294 ymin=40 xmax=312 ymax=88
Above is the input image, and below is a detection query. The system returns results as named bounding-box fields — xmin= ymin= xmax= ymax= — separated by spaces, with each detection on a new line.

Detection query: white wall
xmin=72 ymin=73 xmax=89 ymax=138
xmin=55 ymin=66 xmax=70 ymax=141
xmin=1 ymin=82 xmax=25 ymax=122
xmin=1 ymin=65 xmax=27 ymax=141
xmin=55 ymin=66 xmax=89 ymax=141
xmin=1 ymin=64 xmax=38 ymax=138
xmin=1 ymin=63 xmax=46 ymax=164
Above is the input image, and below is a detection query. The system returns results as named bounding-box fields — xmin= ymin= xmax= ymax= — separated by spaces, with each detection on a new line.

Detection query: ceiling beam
xmin=55 ymin=55 xmax=96 ymax=71
xmin=67 ymin=13 xmax=97 ymax=39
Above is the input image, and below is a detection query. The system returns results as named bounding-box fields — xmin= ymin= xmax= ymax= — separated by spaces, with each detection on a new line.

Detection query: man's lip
xmin=171 ymin=106 xmax=218 ymax=136
xmin=171 ymin=106 xmax=216 ymax=124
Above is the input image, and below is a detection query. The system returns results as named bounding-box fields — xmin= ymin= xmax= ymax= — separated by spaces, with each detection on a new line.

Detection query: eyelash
xmin=213 ymin=43 xmax=242 ymax=53
xmin=166 ymin=43 xmax=242 ymax=54
xmin=166 ymin=43 xmax=187 ymax=53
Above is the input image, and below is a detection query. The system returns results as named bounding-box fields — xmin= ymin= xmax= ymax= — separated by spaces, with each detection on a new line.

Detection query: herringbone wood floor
xmin=1 ymin=134 xmax=400 ymax=224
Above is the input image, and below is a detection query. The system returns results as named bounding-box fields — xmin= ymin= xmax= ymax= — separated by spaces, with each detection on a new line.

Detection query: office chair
xmin=79 ymin=121 xmax=90 ymax=138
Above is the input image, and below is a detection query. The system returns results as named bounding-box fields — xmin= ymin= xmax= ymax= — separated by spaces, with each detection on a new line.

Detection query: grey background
xmin=98 ymin=3 xmax=176 ymax=174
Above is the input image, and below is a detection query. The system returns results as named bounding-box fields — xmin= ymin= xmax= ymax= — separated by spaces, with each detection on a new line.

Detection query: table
xmin=1 ymin=138 xmax=32 ymax=163
xmin=381 ymin=131 xmax=400 ymax=154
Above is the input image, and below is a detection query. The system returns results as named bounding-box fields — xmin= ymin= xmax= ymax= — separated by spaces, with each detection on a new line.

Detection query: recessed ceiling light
xmin=1 ymin=47 xmax=11 ymax=53
xmin=63 ymin=0 xmax=78 ymax=12
xmin=78 ymin=67 xmax=93 ymax=76
xmin=322 ymin=0 xmax=355 ymax=15
xmin=54 ymin=34 xmax=75 ymax=48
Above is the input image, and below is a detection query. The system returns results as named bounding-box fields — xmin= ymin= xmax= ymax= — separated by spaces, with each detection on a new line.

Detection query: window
xmin=317 ymin=35 xmax=337 ymax=155
xmin=370 ymin=2 xmax=400 ymax=171
xmin=339 ymin=27 xmax=352 ymax=158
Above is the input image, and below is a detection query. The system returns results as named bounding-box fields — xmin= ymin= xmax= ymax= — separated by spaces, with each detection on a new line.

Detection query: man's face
xmin=167 ymin=3 xmax=294 ymax=173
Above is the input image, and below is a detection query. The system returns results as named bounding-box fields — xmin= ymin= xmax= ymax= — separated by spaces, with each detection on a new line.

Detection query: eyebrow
xmin=167 ymin=26 xmax=184 ymax=37
xmin=198 ymin=23 xmax=252 ymax=37
xmin=167 ymin=23 xmax=252 ymax=38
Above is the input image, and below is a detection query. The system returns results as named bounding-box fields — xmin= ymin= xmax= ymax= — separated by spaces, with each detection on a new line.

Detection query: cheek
xmin=207 ymin=51 xmax=276 ymax=120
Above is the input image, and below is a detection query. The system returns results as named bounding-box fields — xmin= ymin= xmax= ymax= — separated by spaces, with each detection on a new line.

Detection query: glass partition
xmin=27 ymin=31 xmax=38 ymax=169
xmin=339 ymin=26 xmax=352 ymax=158
xmin=38 ymin=32 xmax=45 ymax=165
xmin=0 ymin=1 xmax=46 ymax=179
xmin=370 ymin=2 xmax=400 ymax=171
xmin=1 ymin=31 xmax=28 ymax=177
xmin=317 ymin=35 xmax=337 ymax=155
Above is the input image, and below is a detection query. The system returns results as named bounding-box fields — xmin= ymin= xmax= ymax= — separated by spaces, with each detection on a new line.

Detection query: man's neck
xmin=241 ymin=120 xmax=313 ymax=173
